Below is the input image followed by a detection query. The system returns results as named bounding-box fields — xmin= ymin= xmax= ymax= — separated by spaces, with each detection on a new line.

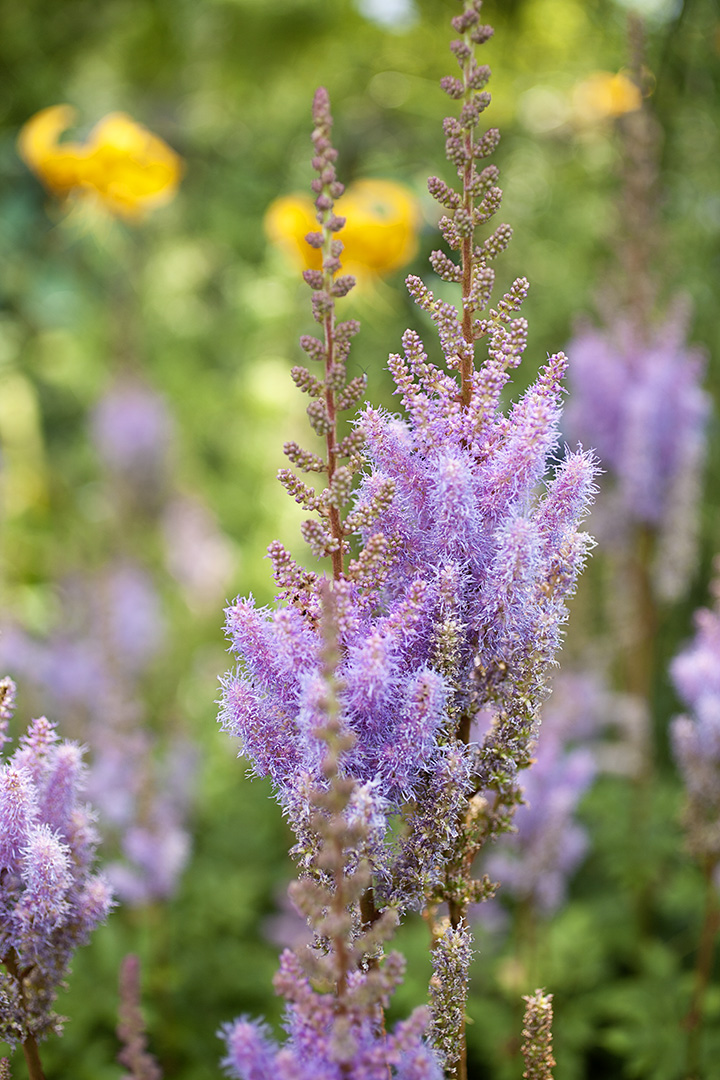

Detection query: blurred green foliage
xmin=1 ymin=0 xmax=720 ymax=1077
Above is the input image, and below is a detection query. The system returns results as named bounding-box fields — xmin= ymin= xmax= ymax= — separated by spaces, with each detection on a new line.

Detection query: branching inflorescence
xmin=219 ymin=1 xmax=597 ymax=1075
xmin=0 ymin=680 xmax=113 ymax=1080
xmin=222 ymin=600 xmax=441 ymax=1079
xmin=564 ymin=18 xmax=709 ymax=606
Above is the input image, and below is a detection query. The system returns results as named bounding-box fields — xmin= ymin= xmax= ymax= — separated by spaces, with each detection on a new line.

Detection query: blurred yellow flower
xmin=571 ymin=72 xmax=643 ymax=126
xmin=264 ymin=178 xmax=421 ymax=279
xmin=18 ymin=105 xmax=183 ymax=221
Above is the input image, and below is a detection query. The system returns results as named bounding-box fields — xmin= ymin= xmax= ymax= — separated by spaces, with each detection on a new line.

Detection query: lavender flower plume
xmin=564 ymin=24 xmax=708 ymax=603
xmin=220 ymin=598 xmax=441 ymax=1080
xmin=0 ymin=705 xmax=113 ymax=1049
xmin=428 ymin=920 xmax=473 ymax=1077
xmin=90 ymin=376 xmax=173 ymax=485
xmin=351 ymin=1 xmax=598 ymax=919
xmin=564 ymin=309 xmax=708 ymax=599
xmin=0 ymin=561 xmax=193 ymax=908
xmin=220 ymin=4 xmax=597 ymax=926
xmin=219 ymin=4 xmax=597 ymax=1073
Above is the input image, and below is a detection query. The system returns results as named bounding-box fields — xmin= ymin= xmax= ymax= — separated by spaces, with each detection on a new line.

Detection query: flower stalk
xmin=220 ymin=4 xmax=597 ymax=1077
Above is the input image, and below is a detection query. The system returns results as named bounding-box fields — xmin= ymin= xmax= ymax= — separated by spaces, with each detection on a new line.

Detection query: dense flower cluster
xmin=0 ymin=693 xmax=112 ymax=1048
xmin=222 ymin=620 xmax=441 ymax=1079
xmin=116 ymin=954 xmax=163 ymax=1080
xmin=221 ymin=15 xmax=597 ymax=925
xmin=521 ymin=990 xmax=555 ymax=1080
xmin=91 ymin=376 xmax=174 ymax=489
xmin=220 ymin=1 xmax=597 ymax=1073
xmin=564 ymin=32 xmax=709 ymax=604
xmin=565 ymin=310 xmax=708 ymax=592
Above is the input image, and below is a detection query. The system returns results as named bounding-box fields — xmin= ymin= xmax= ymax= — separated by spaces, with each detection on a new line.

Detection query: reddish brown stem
xmin=459 ymin=131 xmax=475 ymax=410
xmin=323 ymin=309 xmax=344 ymax=581
xmin=319 ymin=210 xmax=345 ymax=580
xmin=2 ymin=952 xmax=46 ymax=1080
xmin=21 ymin=1036 xmax=46 ymax=1080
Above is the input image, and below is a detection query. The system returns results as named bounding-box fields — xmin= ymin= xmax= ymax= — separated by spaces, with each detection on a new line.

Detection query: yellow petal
xmin=264 ymin=179 xmax=420 ymax=279
xmin=81 ymin=113 xmax=183 ymax=219
xmin=17 ymin=104 xmax=90 ymax=194
xmin=338 ymin=179 xmax=420 ymax=275
xmin=264 ymin=194 xmax=322 ymax=271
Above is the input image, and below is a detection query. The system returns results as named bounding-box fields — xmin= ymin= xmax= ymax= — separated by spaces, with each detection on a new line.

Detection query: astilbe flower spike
xmin=355 ymin=0 xmax=597 ymax=906
xmin=564 ymin=18 xmax=709 ymax=605
xmin=0 ymin=375 xmax=201 ymax=908
xmin=220 ymin=1 xmax=597 ymax=1074
xmin=0 ymin=688 xmax=113 ymax=1080
xmin=220 ymin=595 xmax=441 ymax=1079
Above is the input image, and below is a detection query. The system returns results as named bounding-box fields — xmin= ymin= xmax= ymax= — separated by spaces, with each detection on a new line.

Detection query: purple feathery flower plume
xmin=220 ymin=2 xmax=597 ymax=909
xmin=565 ymin=312 xmax=707 ymax=530
xmin=565 ymin=308 xmax=708 ymax=600
xmin=0 ymin=367 xmax=210 ymax=908
xmin=220 ymin=597 xmax=442 ymax=1080
xmin=90 ymin=375 xmax=173 ymax=503
xmin=670 ymin=569 xmax=720 ymax=1068
xmin=0 ymin=565 xmax=193 ymax=909
xmin=219 ymin=2 xmax=597 ymax=1073
xmin=0 ymin=690 xmax=113 ymax=1058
